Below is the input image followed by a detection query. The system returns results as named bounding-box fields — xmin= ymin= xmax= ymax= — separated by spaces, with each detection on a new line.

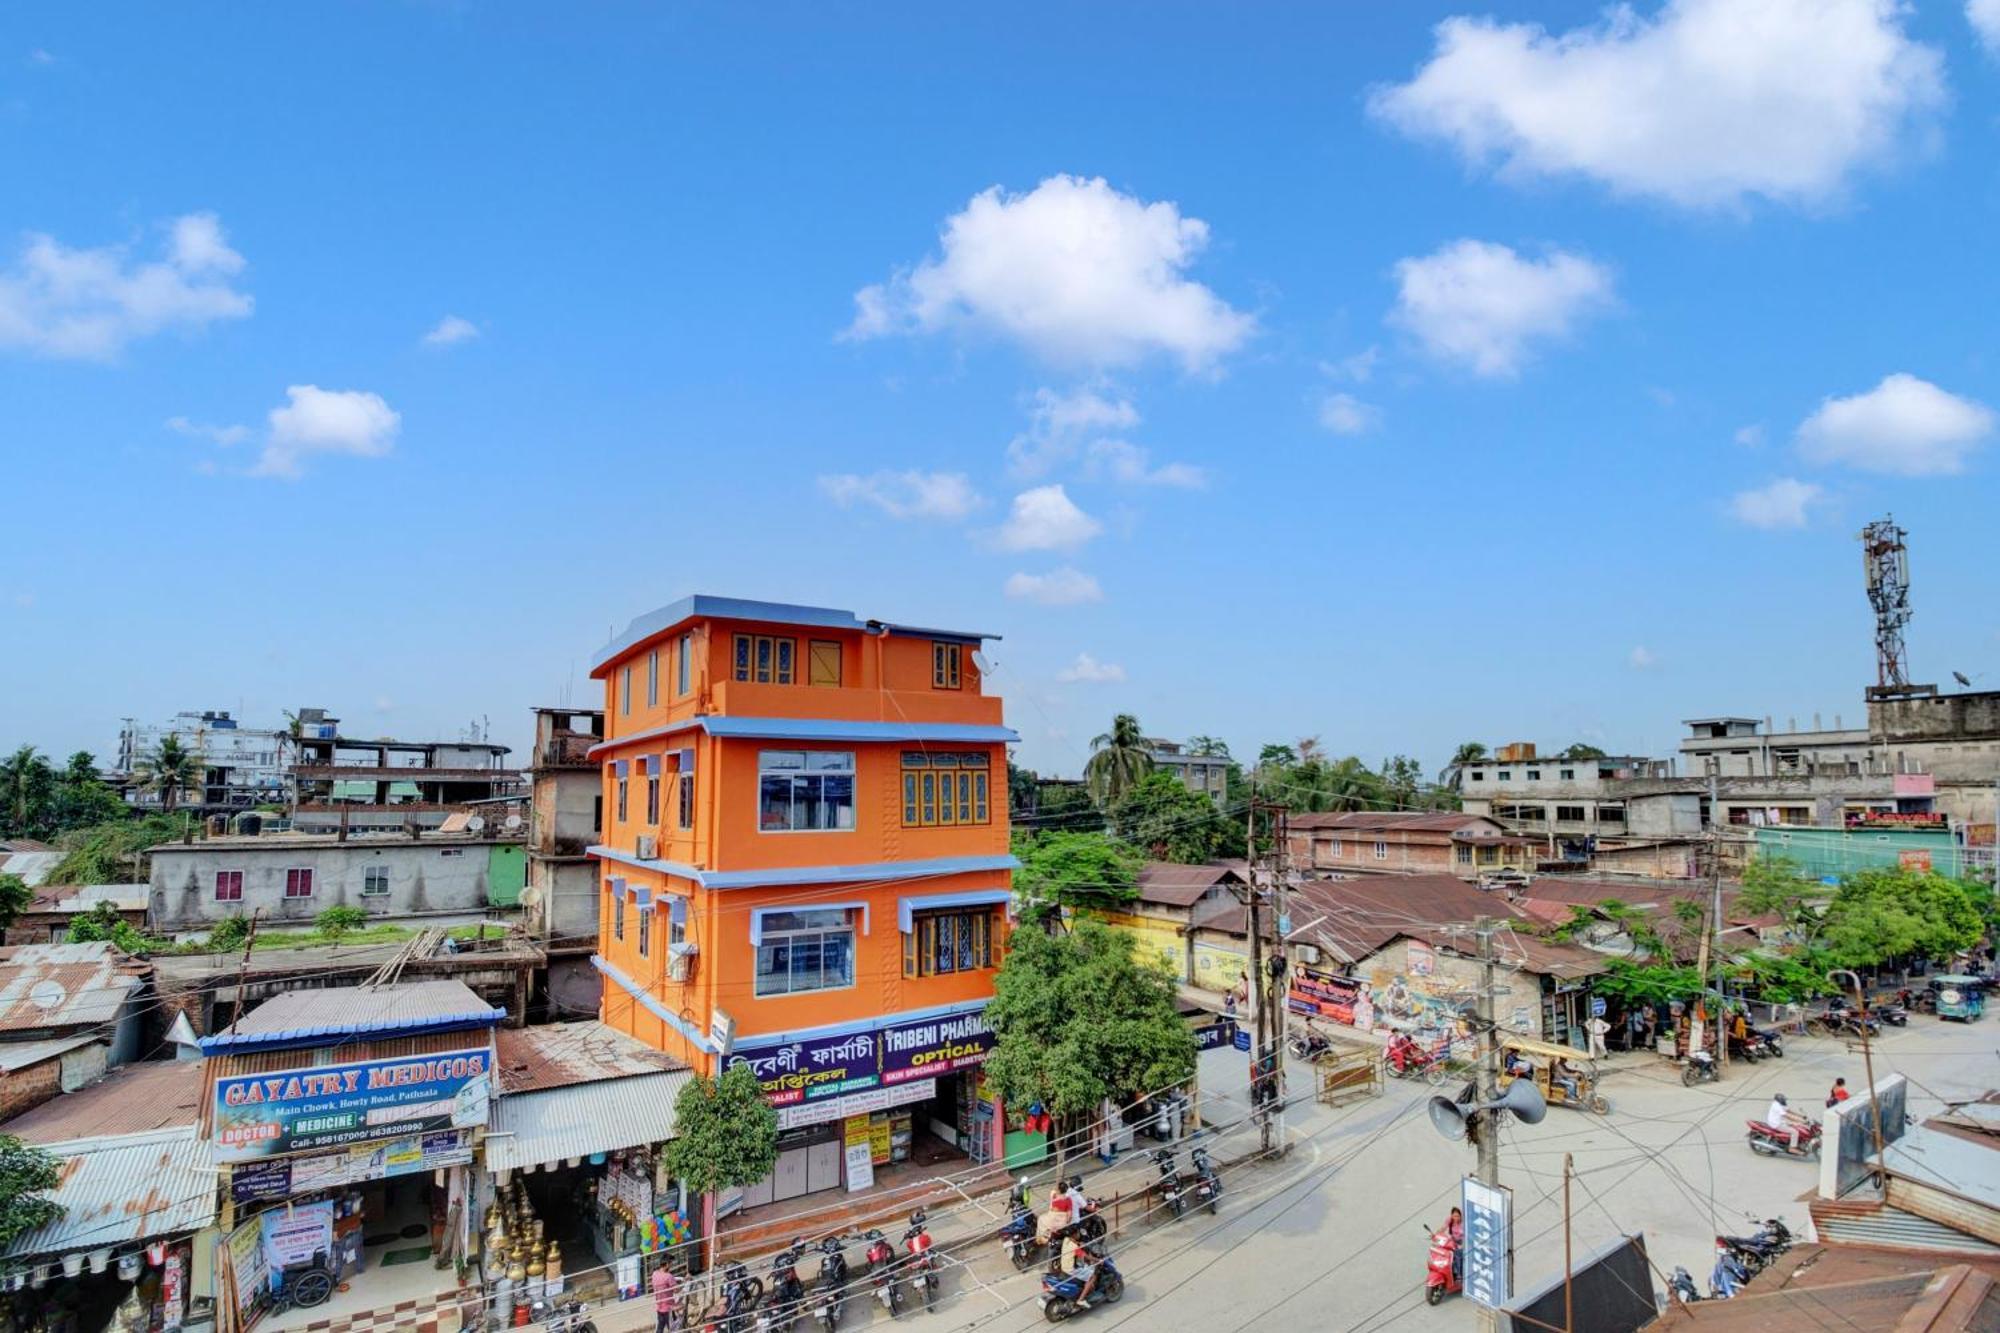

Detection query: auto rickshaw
xmin=1929 ymin=975 xmax=1988 ymax=1022
xmin=1496 ymin=1035 xmax=1610 ymax=1114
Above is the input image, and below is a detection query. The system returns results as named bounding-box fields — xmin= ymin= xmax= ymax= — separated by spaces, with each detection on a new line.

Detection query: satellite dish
xmin=1954 ymin=671 xmax=1973 ymax=688
xmin=503 ymin=814 xmax=523 ymax=832
xmin=467 ymin=816 xmax=486 ymax=833
xmin=971 ymin=650 xmax=996 ymax=676
xmin=29 ymin=980 xmax=67 ymax=1012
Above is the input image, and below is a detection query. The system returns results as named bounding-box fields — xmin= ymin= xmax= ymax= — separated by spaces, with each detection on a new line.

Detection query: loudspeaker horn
xmin=1424 ymin=1078 xmax=1549 ymax=1142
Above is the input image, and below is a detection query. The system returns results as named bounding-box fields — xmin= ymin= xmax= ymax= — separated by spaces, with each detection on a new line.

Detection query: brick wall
xmin=0 ymin=1056 xmax=64 ymax=1121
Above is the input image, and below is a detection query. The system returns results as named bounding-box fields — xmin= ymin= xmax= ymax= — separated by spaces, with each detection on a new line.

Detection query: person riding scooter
xmin=1060 ymin=1229 xmax=1101 ymax=1310
xmin=1765 ymin=1094 xmax=1810 ymax=1152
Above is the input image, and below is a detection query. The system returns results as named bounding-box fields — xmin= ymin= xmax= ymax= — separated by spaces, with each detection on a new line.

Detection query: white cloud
xmin=1057 ymin=652 xmax=1127 ymax=684
xmin=817 ymin=470 xmax=983 ymax=520
xmin=1008 ymin=386 xmax=1139 ymax=476
xmin=1734 ymin=424 xmax=1766 ymax=447
xmin=1084 ymin=440 xmax=1206 ymax=489
xmin=1318 ymin=392 xmax=1381 ymax=436
xmin=995 ymin=485 xmax=1102 ymax=552
xmin=255 ymin=385 xmax=400 ymax=480
xmin=1322 ymin=346 xmax=1380 ymax=384
xmin=422 ymin=314 xmax=480 ymax=347
xmin=1628 ymin=646 xmax=1659 ymax=670
xmin=166 ymin=415 xmax=251 ymax=446
xmin=0 ymin=212 xmax=252 ymax=360
xmin=1389 ymin=240 xmax=1613 ymax=378
xmin=1370 ymin=0 xmax=1946 ymax=210
xmin=844 ymin=174 xmax=1254 ymax=372
xmin=1795 ymin=374 xmax=1993 ymax=476
xmin=1972 ymin=0 xmax=2000 ymax=55
xmin=1004 ymin=568 xmax=1103 ymax=605
xmin=1729 ymin=477 xmax=1824 ymax=529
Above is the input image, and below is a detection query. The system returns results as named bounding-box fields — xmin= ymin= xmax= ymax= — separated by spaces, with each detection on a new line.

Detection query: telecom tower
xmin=1861 ymin=517 xmax=1914 ymax=697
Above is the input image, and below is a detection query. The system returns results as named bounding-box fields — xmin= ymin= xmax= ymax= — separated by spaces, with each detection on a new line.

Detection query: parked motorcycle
xmin=1808 ymin=1007 xmax=1881 ymax=1039
xmin=1424 ymin=1223 xmax=1461 ymax=1306
xmin=1709 ymin=1243 xmax=1751 ymax=1298
xmin=755 ymin=1242 xmax=808 ymax=1333
xmin=1000 ymin=1179 xmax=1044 ymax=1271
xmin=1286 ymin=1023 xmax=1334 ymax=1063
xmin=1745 ymin=1119 xmax=1823 ymax=1160
xmin=812 ymin=1237 xmax=848 ymax=1332
xmin=1719 ymin=1218 xmax=1793 ymax=1275
xmin=1385 ymin=1032 xmax=1450 ymax=1085
xmin=1682 ymin=1049 xmax=1719 ymax=1087
xmin=1038 ymin=1246 xmax=1123 ymax=1321
xmin=1667 ymin=1266 xmax=1703 ymax=1305
xmin=860 ymin=1230 xmax=902 ymax=1320
xmin=532 ymin=1296 xmax=597 ymax=1333
xmin=1751 ymin=1025 xmax=1785 ymax=1058
xmin=1152 ymin=1149 xmax=1187 ymax=1221
xmin=715 ymin=1262 xmax=764 ymax=1333
xmin=1188 ymin=1147 xmax=1221 ymax=1216
xmin=904 ymin=1211 xmax=939 ymax=1314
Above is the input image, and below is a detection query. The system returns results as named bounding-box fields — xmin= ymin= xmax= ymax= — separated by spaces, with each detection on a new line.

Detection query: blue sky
xmin=3 ymin=2 xmax=1998 ymax=777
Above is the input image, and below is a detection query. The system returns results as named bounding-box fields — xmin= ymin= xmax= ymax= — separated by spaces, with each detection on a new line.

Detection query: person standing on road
xmin=1586 ymin=1014 xmax=1610 ymax=1059
xmin=651 ymin=1262 xmax=681 ymax=1333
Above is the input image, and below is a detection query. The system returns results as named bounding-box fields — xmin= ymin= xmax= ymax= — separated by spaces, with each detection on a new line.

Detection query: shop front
xmin=724 ymin=1003 xmax=998 ymax=1208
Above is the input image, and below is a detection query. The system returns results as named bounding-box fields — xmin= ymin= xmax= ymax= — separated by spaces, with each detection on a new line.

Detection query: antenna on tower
xmin=1861 ymin=517 xmax=1917 ymax=698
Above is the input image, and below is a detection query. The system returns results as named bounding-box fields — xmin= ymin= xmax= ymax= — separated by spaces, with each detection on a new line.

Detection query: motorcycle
xmin=714 ymin=1262 xmax=764 ymax=1333
xmin=863 ymin=1230 xmax=902 ymax=1320
xmin=1709 ymin=1243 xmax=1751 ymax=1298
xmin=1809 ymin=1007 xmax=1881 ymax=1039
xmin=1286 ymin=1023 xmax=1334 ymax=1063
xmin=755 ymin=1242 xmax=807 ymax=1333
xmin=1000 ymin=1180 xmax=1044 ymax=1271
xmin=1152 ymin=1149 xmax=1186 ymax=1221
xmin=1752 ymin=1025 xmax=1785 ymax=1058
xmin=1719 ymin=1218 xmax=1793 ymax=1275
xmin=1667 ymin=1265 xmax=1703 ymax=1305
xmin=1682 ymin=1049 xmax=1719 ymax=1087
xmin=1424 ymin=1224 xmax=1461 ymax=1306
xmin=1188 ymin=1147 xmax=1221 ymax=1216
xmin=1745 ymin=1119 xmax=1822 ymax=1160
xmin=532 ymin=1296 xmax=597 ymax=1333
xmin=1039 ymin=1246 xmax=1123 ymax=1322
xmin=904 ymin=1211 xmax=939 ymax=1314
xmin=1385 ymin=1032 xmax=1450 ymax=1085
xmin=811 ymin=1237 xmax=848 ymax=1332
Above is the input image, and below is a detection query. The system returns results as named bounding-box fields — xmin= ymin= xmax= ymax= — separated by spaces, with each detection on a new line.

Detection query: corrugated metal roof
xmin=496 ymin=1021 xmax=688 ymax=1094
xmin=1883 ymin=1126 xmax=2000 ymax=1210
xmin=0 ymin=1033 xmax=101 ymax=1072
xmin=200 ymin=979 xmax=503 ymax=1052
xmin=1 ymin=1128 xmax=218 ymax=1260
xmin=3 ymin=1060 xmax=205 ymax=1144
xmin=1134 ymin=862 xmax=1247 ymax=909
xmin=0 ymin=942 xmax=145 ymax=1033
xmin=0 ymin=851 xmax=64 ymax=887
xmin=486 ymin=1069 xmax=691 ymax=1171
xmin=1288 ymin=812 xmax=1504 ymax=834
xmin=591 ymin=595 xmax=1000 ymax=676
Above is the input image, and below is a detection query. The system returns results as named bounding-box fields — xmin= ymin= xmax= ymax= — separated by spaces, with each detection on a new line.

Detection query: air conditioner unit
xmin=634 ymin=835 xmax=658 ymax=859
xmin=667 ymin=941 xmax=699 ymax=982
xmin=1295 ymin=943 xmax=1321 ymax=967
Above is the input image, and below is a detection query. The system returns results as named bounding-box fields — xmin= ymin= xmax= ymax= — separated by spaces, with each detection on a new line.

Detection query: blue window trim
xmin=588 ymin=846 xmax=1017 ymax=891
xmin=593 ymin=955 xmax=718 ymax=1053
xmin=897 ymin=889 xmax=1013 ymax=934
xmin=588 ymin=716 xmax=1016 ymax=758
xmin=749 ymin=901 xmax=870 ymax=947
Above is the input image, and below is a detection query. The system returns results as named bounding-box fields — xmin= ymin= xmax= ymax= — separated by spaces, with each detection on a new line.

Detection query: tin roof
xmin=0 ymin=1127 xmax=219 ymax=1261
xmin=1286 ymin=811 xmax=1507 ymax=835
xmin=0 ymin=1034 xmax=101 ymax=1073
xmin=1134 ymin=861 xmax=1248 ymax=909
xmin=1882 ymin=1125 xmax=2000 ymax=1211
xmin=0 ymin=942 xmax=145 ymax=1034
xmin=495 ymin=1021 xmax=688 ymax=1094
xmin=199 ymin=978 xmax=504 ymax=1053
xmin=486 ymin=1067 xmax=692 ymax=1173
xmin=2 ymin=1060 xmax=206 ymax=1144
xmin=0 ymin=851 xmax=64 ymax=887
xmin=592 ymin=594 xmax=1001 ymax=675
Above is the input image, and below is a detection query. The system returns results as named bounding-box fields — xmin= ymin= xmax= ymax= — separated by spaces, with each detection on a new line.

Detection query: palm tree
xmin=136 ymin=735 xmax=200 ymax=813
xmin=1439 ymin=741 xmax=1489 ymax=792
xmin=1324 ymin=756 xmax=1382 ymax=811
xmin=1185 ymin=735 xmax=1230 ymax=759
xmin=1 ymin=745 xmax=54 ymax=836
xmin=1085 ymin=714 xmax=1153 ymax=808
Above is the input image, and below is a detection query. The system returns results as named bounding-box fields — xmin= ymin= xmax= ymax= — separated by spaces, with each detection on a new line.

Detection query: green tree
xmin=0 ymin=873 xmax=31 ymax=935
xmin=983 ymin=921 xmax=1197 ymax=1169
xmin=1184 ymin=736 xmax=1231 ymax=759
xmin=1255 ymin=743 xmax=1297 ymax=772
xmin=1014 ymin=831 xmax=1141 ymax=925
xmin=662 ymin=1065 xmax=778 ymax=1262
xmin=1084 ymin=715 xmax=1153 ymax=808
xmin=1819 ymin=869 xmax=1985 ymax=969
xmin=0 ymin=1135 xmax=63 ymax=1251
xmin=1438 ymin=741 xmax=1488 ymax=791
xmin=135 ymin=735 xmax=201 ymax=813
xmin=0 ymin=744 xmax=56 ymax=839
xmin=1008 ymin=762 xmax=1040 ymax=818
xmin=1377 ymin=755 xmax=1428 ymax=811
xmin=1559 ymin=743 xmax=1608 ymax=760
xmin=47 ymin=813 xmax=188 ymax=886
xmin=316 ymin=906 xmax=368 ymax=939
xmin=65 ymin=901 xmax=162 ymax=954
xmin=1110 ymin=772 xmax=1234 ymax=864
xmin=1739 ymin=857 xmax=1825 ymax=935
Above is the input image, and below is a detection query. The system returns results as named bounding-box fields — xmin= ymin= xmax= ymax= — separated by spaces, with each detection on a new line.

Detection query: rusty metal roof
xmin=200 ymin=978 xmax=503 ymax=1052
xmin=495 ymin=1021 xmax=687 ymax=1094
xmin=2 ymin=1060 xmax=206 ymax=1144
xmin=0 ymin=1127 xmax=218 ymax=1261
xmin=1134 ymin=862 xmax=1248 ymax=909
xmin=0 ymin=942 xmax=145 ymax=1033
xmin=1287 ymin=811 xmax=1506 ymax=835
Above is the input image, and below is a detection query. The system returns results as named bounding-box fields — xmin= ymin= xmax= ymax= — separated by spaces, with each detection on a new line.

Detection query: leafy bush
xmin=316 ymin=906 xmax=369 ymax=939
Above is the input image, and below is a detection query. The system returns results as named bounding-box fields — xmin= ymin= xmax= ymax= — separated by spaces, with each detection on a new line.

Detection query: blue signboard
xmin=1590 ymin=996 xmax=1607 ymax=1018
xmin=211 ymin=1047 xmax=493 ymax=1163
xmin=1461 ymin=1177 xmax=1513 ymax=1309
xmin=726 ymin=1030 xmax=883 ymax=1107
xmin=1195 ymin=1021 xmax=1237 ymax=1052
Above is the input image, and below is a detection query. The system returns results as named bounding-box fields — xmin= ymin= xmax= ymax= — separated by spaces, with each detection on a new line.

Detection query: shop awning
xmin=486 ymin=1069 xmax=691 ymax=1173
xmin=2 ymin=1127 xmax=218 ymax=1261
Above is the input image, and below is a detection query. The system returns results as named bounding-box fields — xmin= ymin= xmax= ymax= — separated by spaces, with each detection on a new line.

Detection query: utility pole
xmin=1562 ymin=1153 xmax=1574 ymax=1333
xmin=1474 ymin=918 xmax=1502 ymax=1333
xmin=1708 ymin=774 xmax=1727 ymax=1077
xmin=1270 ymin=805 xmax=1291 ymax=1156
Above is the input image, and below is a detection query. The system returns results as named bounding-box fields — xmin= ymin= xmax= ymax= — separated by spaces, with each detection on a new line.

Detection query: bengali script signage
xmin=230 ymin=1130 xmax=474 ymax=1203
xmin=1287 ymin=966 xmax=1361 ymax=1024
xmin=727 ymin=1007 xmax=993 ymax=1107
xmin=211 ymin=1047 xmax=493 ymax=1162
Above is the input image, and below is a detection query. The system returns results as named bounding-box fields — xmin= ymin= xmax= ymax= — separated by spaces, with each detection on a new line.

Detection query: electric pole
xmin=1270 ymin=804 xmax=1291 ymax=1156
xmin=1707 ymin=774 xmax=1727 ymax=1078
xmin=1245 ymin=799 xmax=1270 ymax=1152
xmin=1474 ymin=918 xmax=1502 ymax=1333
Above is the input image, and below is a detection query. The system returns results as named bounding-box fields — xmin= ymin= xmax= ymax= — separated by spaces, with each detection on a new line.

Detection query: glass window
xmin=677 ymin=772 xmax=694 ymax=830
xmin=1455 ymin=845 xmax=1472 ymax=866
xmin=646 ymin=651 xmax=659 ymax=707
xmin=214 ymin=870 xmax=243 ymax=901
xmin=903 ymin=909 xmax=998 ymax=977
xmin=734 ymin=634 xmax=797 ymax=685
xmin=1526 ymin=770 xmax=1541 ymax=781
xmin=900 ymin=751 xmax=993 ymax=827
xmin=1373 ymin=841 xmax=1388 ymax=860
xmin=617 ymin=778 xmax=628 ymax=823
xmin=621 ymin=665 xmax=632 ymax=716
xmin=646 ymin=776 xmax=660 ymax=824
xmin=933 ymin=642 xmax=962 ymax=689
xmin=677 ymin=633 xmax=693 ymax=695
xmin=361 ymin=865 xmax=390 ymax=896
xmin=614 ymin=891 xmax=624 ymax=940
xmin=754 ymin=909 xmax=855 ymax=996
xmin=638 ymin=904 xmax=651 ymax=957
xmin=284 ymin=867 xmax=314 ymax=898
xmin=757 ymin=751 xmax=855 ymax=831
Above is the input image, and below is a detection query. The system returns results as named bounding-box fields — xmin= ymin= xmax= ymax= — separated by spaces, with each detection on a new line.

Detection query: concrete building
xmin=1286 ymin=810 xmax=1534 ymax=879
xmin=1098 ymin=861 xmax=1249 ymax=983
xmin=1459 ymin=749 xmax=1683 ymax=847
xmin=116 ymin=709 xmax=291 ymax=811
xmin=1 ymin=882 xmax=148 ymax=946
xmin=288 ymin=709 xmax=523 ymax=833
xmin=524 ymin=708 xmax=606 ymax=1019
xmin=1147 ymin=738 xmax=1230 ymax=805
xmin=146 ymin=829 xmax=526 ymax=937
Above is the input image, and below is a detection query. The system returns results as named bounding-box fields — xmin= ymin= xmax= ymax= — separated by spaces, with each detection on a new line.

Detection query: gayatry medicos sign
xmin=211 ymin=1047 xmax=493 ymax=1162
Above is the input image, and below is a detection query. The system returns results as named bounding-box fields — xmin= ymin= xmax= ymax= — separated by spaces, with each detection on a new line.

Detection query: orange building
xmin=588 ymin=596 xmax=1016 ymax=1204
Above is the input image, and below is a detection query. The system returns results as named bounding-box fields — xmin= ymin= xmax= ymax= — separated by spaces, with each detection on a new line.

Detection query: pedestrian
xmin=651 ymin=1262 xmax=680 ymax=1333
xmin=1626 ymin=1008 xmax=1645 ymax=1052
xmin=1826 ymin=1077 xmax=1850 ymax=1109
xmin=1585 ymin=1013 xmax=1610 ymax=1060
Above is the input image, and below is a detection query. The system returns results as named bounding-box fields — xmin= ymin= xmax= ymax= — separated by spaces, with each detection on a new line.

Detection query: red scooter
xmin=1424 ymin=1225 xmax=1462 ymax=1305
xmin=1387 ymin=1033 xmax=1451 ymax=1086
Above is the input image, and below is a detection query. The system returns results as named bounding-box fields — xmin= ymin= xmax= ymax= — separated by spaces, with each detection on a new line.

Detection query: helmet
xmin=1774 ymin=1093 xmax=1788 ymax=1105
